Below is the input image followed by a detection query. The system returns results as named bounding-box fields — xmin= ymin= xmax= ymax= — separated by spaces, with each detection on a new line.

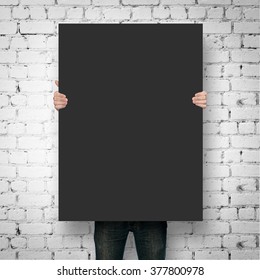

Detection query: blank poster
xmin=58 ymin=23 xmax=203 ymax=221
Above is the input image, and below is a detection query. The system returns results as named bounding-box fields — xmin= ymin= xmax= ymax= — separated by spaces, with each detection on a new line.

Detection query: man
xmin=53 ymin=80 xmax=207 ymax=259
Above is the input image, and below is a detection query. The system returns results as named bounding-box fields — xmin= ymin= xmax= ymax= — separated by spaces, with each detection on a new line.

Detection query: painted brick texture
xmin=0 ymin=0 xmax=259 ymax=260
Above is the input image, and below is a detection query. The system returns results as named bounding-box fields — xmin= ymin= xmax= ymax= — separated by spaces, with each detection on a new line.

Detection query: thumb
xmin=55 ymin=80 xmax=59 ymax=87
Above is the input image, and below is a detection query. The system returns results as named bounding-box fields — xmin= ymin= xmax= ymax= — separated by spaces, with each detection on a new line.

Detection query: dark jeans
xmin=94 ymin=221 xmax=167 ymax=260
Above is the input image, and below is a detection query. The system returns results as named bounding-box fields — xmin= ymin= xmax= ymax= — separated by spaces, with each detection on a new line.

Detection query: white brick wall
xmin=0 ymin=0 xmax=259 ymax=260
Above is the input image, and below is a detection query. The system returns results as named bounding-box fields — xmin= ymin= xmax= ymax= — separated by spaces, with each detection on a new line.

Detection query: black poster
xmin=58 ymin=23 xmax=203 ymax=221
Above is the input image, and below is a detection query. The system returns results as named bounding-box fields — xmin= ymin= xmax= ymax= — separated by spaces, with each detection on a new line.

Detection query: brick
xmin=223 ymin=64 xmax=241 ymax=77
xmin=132 ymin=7 xmax=152 ymax=20
xmin=238 ymin=122 xmax=255 ymax=134
xmin=0 ymin=22 xmax=17 ymax=34
xmin=231 ymin=79 xmax=259 ymax=91
xmin=21 ymin=0 xmax=54 ymax=4
xmin=207 ymin=7 xmax=224 ymax=19
xmin=220 ymin=122 xmax=238 ymax=134
xmin=8 ymin=209 xmax=25 ymax=220
xmin=205 ymin=65 xmax=222 ymax=77
xmin=167 ymin=222 xmax=192 ymax=234
xmin=9 ymin=151 xmax=27 ymax=164
xmin=193 ymin=221 xmax=229 ymax=234
xmin=18 ymin=194 xmax=52 ymax=207
xmin=203 ymin=164 xmax=229 ymax=178
xmin=58 ymin=0 xmax=91 ymax=4
xmin=242 ymin=150 xmax=259 ymax=163
xmin=153 ymin=6 xmax=169 ymax=19
xmin=204 ymin=150 xmax=222 ymax=163
xmin=223 ymin=35 xmax=241 ymax=48
xmin=231 ymin=193 xmax=259 ymax=206
xmin=198 ymin=0 xmax=230 ymax=3
xmin=0 ymin=109 xmax=16 ymax=121
xmin=0 ymin=222 xmax=16 ymax=234
xmin=243 ymin=35 xmax=259 ymax=48
xmin=10 ymin=180 xmax=27 ymax=192
xmin=203 ymin=193 xmax=229 ymax=207
xmin=26 ymin=209 xmax=43 ymax=220
xmin=231 ymin=221 xmax=259 ymax=234
xmin=0 ymin=0 xmax=19 ymax=5
xmin=223 ymin=149 xmax=240 ymax=163
xmin=18 ymin=166 xmax=52 ymax=178
xmin=122 ymin=0 xmax=159 ymax=5
xmin=203 ymin=22 xmax=231 ymax=34
xmin=20 ymin=21 xmax=54 ymax=34
xmin=28 ymin=237 xmax=45 ymax=249
xmin=204 ymin=135 xmax=229 ymax=148
xmin=170 ymin=7 xmax=187 ymax=19
xmin=225 ymin=7 xmax=241 ymax=20
xmin=13 ymin=6 xmax=29 ymax=19
xmin=84 ymin=7 xmax=102 ymax=20
xmin=233 ymin=0 xmax=259 ymax=5
xmin=103 ymin=8 xmax=131 ymax=20
xmin=223 ymin=93 xmax=256 ymax=106
xmin=29 ymin=7 xmax=46 ymax=19
xmin=0 ymin=194 xmax=16 ymax=206
xmin=231 ymin=165 xmax=259 ymax=177
xmin=67 ymin=8 xmax=84 ymax=19
xmin=234 ymin=22 xmax=260 ymax=34
xmin=244 ymin=8 xmax=259 ymax=20
xmin=19 ymin=223 xmax=52 ymax=234
xmin=242 ymin=65 xmax=259 ymax=77
xmin=220 ymin=208 xmax=238 ymax=220
xmin=195 ymin=250 xmax=228 ymax=260
xmin=231 ymin=50 xmax=260 ymax=63
xmin=167 ymin=236 xmax=185 ymax=249
xmin=47 ymin=236 xmax=63 ymax=249
xmin=161 ymin=0 xmax=195 ymax=4
xmin=204 ymin=51 xmax=229 ymax=63
xmin=0 ymin=237 xmax=8 ymax=249
xmin=231 ymin=250 xmax=259 ymax=260
xmin=64 ymin=236 xmax=81 ymax=248
xmin=188 ymin=7 xmax=206 ymax=19
xmin=223 ymin=178 xmax=256 ymax=192
xmin=0 ymin=51 xmax=16 ymax=63
xmin=204 ymin=79 xmax=229 ymax=91
xmin=204 ymin=108 xmax=229 ymax=121
xmin=48 ymin=7 xmax=66 ymax=19
xmin=55 ymin=250 xmax=89 ymax=260
xmin=239 ymin=208 xmax=255 ymax=220
xmin=93 ymin=0 xmax=119 ymax=5
xmin=10 ymin=65 xmax=28 ymax=78
xmin=231 ymin=135 xmax=259 ymax=148
xmin=0 ymin=7 xmax=11 ymax=20
xmin=54 ymin=222 xmax=90 ymax=234
xmin=10 ymin=237 xmax=26 ymax=248
xmin=18 ymin=251 xmax=52 ymax=260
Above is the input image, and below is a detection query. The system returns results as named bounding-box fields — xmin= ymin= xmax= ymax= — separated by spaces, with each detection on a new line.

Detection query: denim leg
xmin=94 ymin=221 xmax=129 ymax=260
xmin=133 ymin=221 xmax=167 ymax=260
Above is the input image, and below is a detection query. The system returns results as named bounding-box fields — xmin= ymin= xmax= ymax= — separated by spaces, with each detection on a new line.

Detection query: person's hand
xmin=53 ymin=80 xmax=68 ymax=110
xmin=192 ymin=91 xmax=207 ymax=109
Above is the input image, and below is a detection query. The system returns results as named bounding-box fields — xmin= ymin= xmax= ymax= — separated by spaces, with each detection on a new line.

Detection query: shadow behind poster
xmin=58 ymin=23 xmax=203 ymax=221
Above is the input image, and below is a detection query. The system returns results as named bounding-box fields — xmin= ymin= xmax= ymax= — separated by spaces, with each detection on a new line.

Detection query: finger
xmin=195 ymin=91 xmax=207 ymax=97
xmin=53 ymin=94 xmax=67 ymax=100
xmin=55 ymin=80 xmax=59 ymax=87
xmin=54 ymin=91 xmax=66 ymax=97
xmin=196 ymin=103 xmax=206 ymax=109
xmin=55 ymin=104 xmax=66 ymax=110
xmin=193 ymin=95 xmax=206 ymax=100
xmin=54 ymin=101 xmax=68 ymax=106
xmin=193 ymin=100 xmax=206 ymax=105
